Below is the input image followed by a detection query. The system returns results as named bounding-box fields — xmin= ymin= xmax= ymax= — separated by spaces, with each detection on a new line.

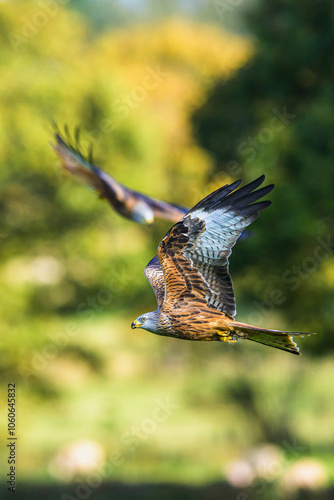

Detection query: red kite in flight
xmin=131 ymin=176 xmax=314 ymax=355
xmin=51 ymin=127 xmax=186 ymax=224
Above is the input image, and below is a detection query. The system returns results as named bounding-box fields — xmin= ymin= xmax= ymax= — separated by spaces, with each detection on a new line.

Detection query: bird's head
xmin=132 ymin=201 xmax=154 ymax=225
xmin=131 ymin=311 xmax=159 ymax=333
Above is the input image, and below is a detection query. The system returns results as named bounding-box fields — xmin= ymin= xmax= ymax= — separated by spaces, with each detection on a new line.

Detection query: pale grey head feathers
xmin=131 ymin=311 xmax=159 ymax=333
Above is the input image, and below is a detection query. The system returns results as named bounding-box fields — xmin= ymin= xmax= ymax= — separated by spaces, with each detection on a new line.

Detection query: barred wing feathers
xmin=157 ymin=176 xmax=274 ymax=318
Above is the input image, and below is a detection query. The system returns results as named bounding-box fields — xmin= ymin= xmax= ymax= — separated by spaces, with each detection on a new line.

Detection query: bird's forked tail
xmin=228 ymin=321 xmax=315 ymax=355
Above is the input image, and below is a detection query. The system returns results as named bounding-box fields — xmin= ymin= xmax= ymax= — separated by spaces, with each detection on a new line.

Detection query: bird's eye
xmin=141 ymin=316 xmax=147 ymax=322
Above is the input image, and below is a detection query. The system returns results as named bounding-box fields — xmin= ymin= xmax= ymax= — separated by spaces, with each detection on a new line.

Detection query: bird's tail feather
xmin=228 ymin=321 xmax=315 ymax=355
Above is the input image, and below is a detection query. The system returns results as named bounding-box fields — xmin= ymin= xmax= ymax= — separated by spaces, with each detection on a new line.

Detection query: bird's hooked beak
xmin=131 ymin=317 xmax=146 ymax=329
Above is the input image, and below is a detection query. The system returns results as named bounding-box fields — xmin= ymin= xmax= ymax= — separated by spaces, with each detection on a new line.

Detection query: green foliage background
xmin=0 ymin=0 xmax=333 ymax=497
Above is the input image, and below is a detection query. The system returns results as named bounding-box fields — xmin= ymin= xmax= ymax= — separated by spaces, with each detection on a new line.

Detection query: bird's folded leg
xmin=217 ymin=332 xmax=242 ymax=343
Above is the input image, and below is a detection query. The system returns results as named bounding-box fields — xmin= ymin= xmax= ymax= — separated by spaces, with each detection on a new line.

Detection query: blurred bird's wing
xmin=144 ymin=255 xmax=165 ymax=309
xmin=157 ymin=176 xmax=274 ymax=318
xmin=51 ymin=128 xmax=129 ymax=211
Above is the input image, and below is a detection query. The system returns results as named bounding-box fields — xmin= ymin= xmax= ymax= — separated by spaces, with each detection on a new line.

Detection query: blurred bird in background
xmin=51 ymin=126 xmax=187 ymax=225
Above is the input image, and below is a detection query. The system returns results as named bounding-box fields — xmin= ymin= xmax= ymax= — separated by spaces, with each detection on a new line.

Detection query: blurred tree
xmin=192 ymin=0 xmax=334 ymax=354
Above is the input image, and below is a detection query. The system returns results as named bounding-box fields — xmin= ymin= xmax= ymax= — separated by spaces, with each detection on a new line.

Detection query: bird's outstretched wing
xmin=157 ymin=176 xmax=274 ymax=318
xmin=144 ymin=255 xmax=165 ymax=309
xmin=51 ymin=125 xmax=187 ymax=224
xmin=51 ymin=126 xmax=130 ymax=209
